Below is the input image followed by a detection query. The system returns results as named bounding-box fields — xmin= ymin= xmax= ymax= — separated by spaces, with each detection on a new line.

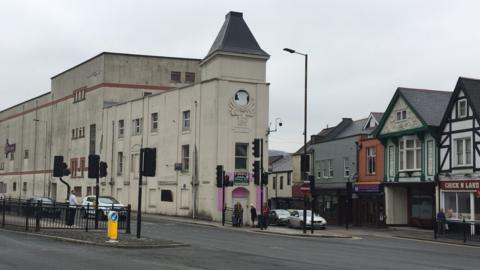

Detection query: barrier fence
xmin=434 ymin=219 xmax=480 ymax=243
xmin=0 ymin=198 xmax=131 ymax=233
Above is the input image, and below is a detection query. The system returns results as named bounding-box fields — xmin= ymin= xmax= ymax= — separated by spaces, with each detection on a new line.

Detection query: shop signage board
xmin=440 ymin=180 xmax=480 ymax=190
xmin=354 ymin=183 xmax=383 ymax=193
xmin=234 ymin=172 xmax=249 ymax=186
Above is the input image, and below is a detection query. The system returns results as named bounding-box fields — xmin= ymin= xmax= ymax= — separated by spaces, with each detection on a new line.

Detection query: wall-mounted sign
xmin=4 ymin=139 xmax=16 ymax=158
xmin=440 ymin=180 xmax=480 ymax=190
xmin=354 ymin=183 xmax=383 ymax=193
xmin=234 ymin=172 xmax=249 ymax=186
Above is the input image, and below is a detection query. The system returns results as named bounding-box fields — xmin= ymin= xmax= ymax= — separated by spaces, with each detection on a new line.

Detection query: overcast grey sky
xmin=1 ymin=0 xmax=480 ymax=152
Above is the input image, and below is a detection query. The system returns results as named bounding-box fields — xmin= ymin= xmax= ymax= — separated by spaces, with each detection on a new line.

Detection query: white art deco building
xmin=0 ymin=11 xmax=270 ymax=222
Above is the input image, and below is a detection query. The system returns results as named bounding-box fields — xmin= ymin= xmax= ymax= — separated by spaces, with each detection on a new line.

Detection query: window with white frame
xmin=118 ymin=120 xmax=125 ymax=138
xmin=367 ymin=147 xmax=376 ymax=175
xmin=396 ymin=110 xmax=407 ymax=121
xmin=427 ymin=141 xmax=434 ymax=175
xmin=182 ymin=110 xmax=190 ymax=130
xmin=444 ymin=192 xmax=472 ymax=220
xmin=399 ymin=137 xmax=421 ymax=171
xmin=328 ymin=159 xmax=333 ymax=177
xmin=454 ymin=137 xmax=472 ymax=166
xmin=458 ymin=100 xmax=467 ymax=118
xmin=234 ymin=143 xmax=248 ymax=170
xmin=322 ymin=161 xmax=328 ymax=178
xmin=151 ymin=113 xmax=158 ymax=133
xmin=343 ymin=158 xmax=350 ymax=177
xmin=132 ymin=118 xmax=143 ymax=136
xmin=181 ymin=145 xmax=190 ymax=172
xmin=388 ymin=145 xmax=395 ymax=177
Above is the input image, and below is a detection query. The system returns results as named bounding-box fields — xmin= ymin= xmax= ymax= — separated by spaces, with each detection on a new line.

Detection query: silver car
xmin=287 ymin=210 xmax=327 ymax=229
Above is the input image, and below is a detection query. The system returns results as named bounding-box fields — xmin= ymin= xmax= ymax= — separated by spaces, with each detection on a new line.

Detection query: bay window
xmin=399 ymin=137 xmax=421 ymax=171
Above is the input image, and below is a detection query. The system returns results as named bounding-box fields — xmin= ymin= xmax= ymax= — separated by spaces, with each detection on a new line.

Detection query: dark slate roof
xmin=372 ymin=112 xmax=384 ymax=122
xmin=336 ymin=118 xmax=370 ymax=138
xmin=459 ymin=77 xmax=480 ymax=117
xmin=270 ymin=154 xmax=293 ymax=172
xmin=205 ymin=11 xmax=269 ymax=60
xmin=398 ymin=88 xmax=451 ymax=126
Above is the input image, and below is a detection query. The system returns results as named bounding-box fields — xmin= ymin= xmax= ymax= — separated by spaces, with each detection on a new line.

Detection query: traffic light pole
xmin=137 ymin=148 xmax=144 ymax=239
xmin=95 ymin=175 xmax=99 ymax=229
xmin=260 ymin=138 xmax=264 ymax=219
xmin=58 ymin=177 xmax=70 ymax=201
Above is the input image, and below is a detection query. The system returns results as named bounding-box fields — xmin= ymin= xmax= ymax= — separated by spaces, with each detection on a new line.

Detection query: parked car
xmin=287 ymin=210 xmax=327 ymax=229
xmin=24 ymin=196 xmax=62 ymax=219
xmin=80 ymin=196 xmax=126 ymax=220
xmin=269 ymin=209 xmax=291 ymax=226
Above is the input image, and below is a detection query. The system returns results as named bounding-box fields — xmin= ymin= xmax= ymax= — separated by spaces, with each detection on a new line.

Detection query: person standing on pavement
xmin=67 ymin=190 xmax=78 ymax=226
xmin=262 ymin=203 xmax=270 ymax=230
xmin=436 ymin=208 xmax=447 ymax=234
xmin=250 ymin=204 xmax=257 ymax=228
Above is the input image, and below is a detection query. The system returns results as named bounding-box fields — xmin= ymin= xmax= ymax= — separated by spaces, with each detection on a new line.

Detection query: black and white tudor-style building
xmin=438 ymin=77 xmax=480 ymax=224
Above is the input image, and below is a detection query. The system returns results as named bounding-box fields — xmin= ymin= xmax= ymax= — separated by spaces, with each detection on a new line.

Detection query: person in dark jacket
xmin=250 ymin=204 xmax=257 ymax=228
xmin=436 ymin=208 xmax=447 ymax=234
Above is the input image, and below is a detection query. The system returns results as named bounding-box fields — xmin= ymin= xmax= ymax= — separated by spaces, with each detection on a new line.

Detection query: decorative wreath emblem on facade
xmin=229 ymin=90 xmax=255 ymax=127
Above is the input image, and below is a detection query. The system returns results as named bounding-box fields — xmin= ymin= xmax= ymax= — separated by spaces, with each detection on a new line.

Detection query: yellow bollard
xmin=107 ymin=211 xmax=118 ymax=242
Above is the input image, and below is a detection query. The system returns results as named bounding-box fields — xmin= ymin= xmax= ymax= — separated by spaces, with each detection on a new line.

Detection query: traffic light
xmin=301 ymin=154 xmax=310 ymax=174
xmin=99 ymin=162 xmax=108 ymax=178
xmin=252 ymin=138 xmax=261 ymax=158
xmin=261 ymin=172 xmax=268 ymax=186
xmin=88 ymin=154 xmax=100 ymax=178
xmin=253 ymin=160 xmax=260 ymax=185
xmin=216 ymin=165 xmax=224 ymax=188
xmin=53 ymin=156 xmax=64 ymax=177
xmin=143 ymin=148 xmax=156 ymax=177
xmin=309 ymin=175 xmax=315 ymax=195
xmin=62 ymin=162 xmax=70 ymax=176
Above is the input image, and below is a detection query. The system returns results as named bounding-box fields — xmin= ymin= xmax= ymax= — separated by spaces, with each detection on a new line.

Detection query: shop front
xmin=315 ymin=182 xmax=348 ymax=225
xmin=440 ymin=180 xmax=480 ymax=222
xmin=352 ymin=182 xmax=385 ymax=227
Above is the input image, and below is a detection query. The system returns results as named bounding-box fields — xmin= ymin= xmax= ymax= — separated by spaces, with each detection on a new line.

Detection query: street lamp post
xmin=284 ymin=48 xmax=308 ymax=234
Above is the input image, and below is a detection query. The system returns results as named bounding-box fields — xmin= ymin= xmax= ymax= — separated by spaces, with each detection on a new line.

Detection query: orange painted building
xmin=352 ymin=113 xmax=386 ymax=227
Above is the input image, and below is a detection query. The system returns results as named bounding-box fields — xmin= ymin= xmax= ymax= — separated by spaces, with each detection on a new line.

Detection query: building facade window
xmin=117 ymin=152 xmax=124 ymax=176
xmin=23 ymin=182 xmax=27 ymax=192
xmin=24 ymin=150 xmax=29 ymax=159
xmin=458 ymin=100 xmax=467 ymax=118
xmin=10 ymin=152 xmax=14 ymax=161
xmin=161 ymin=189 xmax=174 ymax=202
xmin=118 ymin=120 xmax=125 ymax=138
xmin=235 ymin=143 xmax=248 ymax=170
xmin=328 ymin=159 xmax=333 ymax=177
xmin=182 ymin=110 xmax=190 ymax=130
xmin=454 ymin=137 xmax=472 ymax=166
xmin=399 ymin=137 xmax=421 ymax=171
xmin=396 ymin=110 xmax=407 ymax=121
xmin=79 ymin=157 xmax=85 ymax=178
xmin=443 ymin=192 xmax=474 ymax=220
xmin=280 ymin=176 xmax=284 ymax=190
xmin=151 ymin=113 xmax=158 ymax=133
xmin=181 ymin=145 xmax=190 ymax=172
xmin=427 ymin=141 xmax=434 ymax=175
xmin=70 ymin=158 xmax=78 ymax=178
xmin=287 ymin=173 xmax=291 ymax=185
xmin=388 ymin=145 xmax=395 ymax=177
xmin=13 ymin=182 xmax=17 ymax=192
xmin=73 ymin=87 xmax=86 ymax=103
xmin=185 ymin=72 xmax=195 ymax=83
xmin=273 ymin=176 xmax=276 ymax=190
xmin=322 ymin=160 xmax=328 ymax=178
xmin=344 ymin=158 xmax=350 ymax=177
xmin=367 ymin=147 xmax=376 ymax=175
xmin=171 ymin=71 xmax=181 ymax=82
xmin=132 ymin=118 xmax=143 ymax=136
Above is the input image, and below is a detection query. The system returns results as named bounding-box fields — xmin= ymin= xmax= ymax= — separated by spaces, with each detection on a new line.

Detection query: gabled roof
xmin=439 ymin=77 xmax=480 ymax=131
xmin=459 ymin=77 xmax=480 ymax=116
xmin=375 ymin=87 xmax=451 ymax=137
xmin=204 ymin=11 xmax=269 ymax=60
xmin=270 ymin=153 xmax=293 ymax=172
xmin=398 ymin=88 xmax=451 ymax=126
xmin=363 ymin=112 xmax=384 ymax=132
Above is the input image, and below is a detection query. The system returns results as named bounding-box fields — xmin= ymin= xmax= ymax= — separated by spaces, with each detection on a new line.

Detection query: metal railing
xmin=1 ymin=198 xmax=131 ymax=234
xmin=434 ymin=219 xmax=480 ymax=243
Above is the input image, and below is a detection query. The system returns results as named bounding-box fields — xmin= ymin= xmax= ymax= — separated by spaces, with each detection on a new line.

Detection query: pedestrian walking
xmin=250 ymin=204 xmax=257 ymax=228
xmin=436 ymin=208 xmax=447 ymax=234
xmin=67 ymin=190 xmax=77 ymax=226
xmin=261 ymin=203 xmax=270 ymax=230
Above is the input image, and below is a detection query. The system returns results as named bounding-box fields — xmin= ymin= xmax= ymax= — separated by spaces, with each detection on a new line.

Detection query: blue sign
xmin=110 ymin=212 xmax=118 ymax=222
